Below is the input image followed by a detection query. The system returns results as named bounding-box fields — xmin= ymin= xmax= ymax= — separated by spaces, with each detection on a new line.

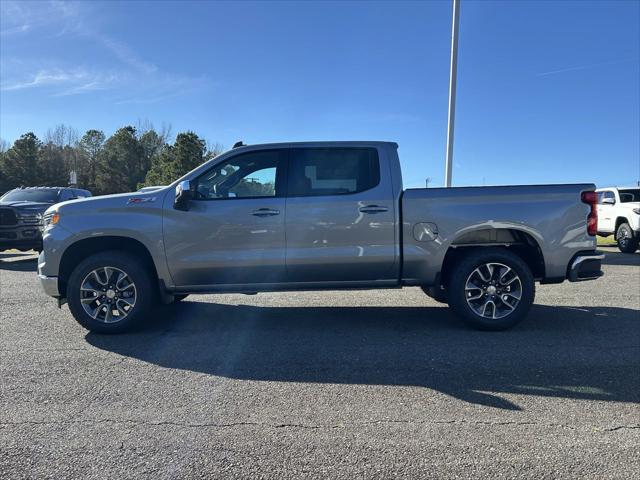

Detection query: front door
xmin=285 ymin=146 xmax=397 ymax=283
xmin=597 ymin=190 xmax=616 ymax=233
xmin=163 ymin=148 xmax=289 ymax=287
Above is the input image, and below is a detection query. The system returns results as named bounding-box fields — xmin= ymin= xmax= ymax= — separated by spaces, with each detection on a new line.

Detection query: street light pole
xmin=444 ymin=0 xmax=460 ymax=187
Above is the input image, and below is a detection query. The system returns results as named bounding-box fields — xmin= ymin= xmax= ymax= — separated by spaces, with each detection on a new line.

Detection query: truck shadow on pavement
xmin=0 ymin=252 xmax=38 ymax=272
xmin=86 ymin=302 xmax=640 ymax=411
xmin=601 ymin=250 xmax=640 ymax=266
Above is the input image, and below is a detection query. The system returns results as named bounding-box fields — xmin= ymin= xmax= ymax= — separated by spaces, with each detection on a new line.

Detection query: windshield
xmin=619 ymin=189 xmax=640 ymax=203
xmin=0 ymin=189 xmax=60 ymax=203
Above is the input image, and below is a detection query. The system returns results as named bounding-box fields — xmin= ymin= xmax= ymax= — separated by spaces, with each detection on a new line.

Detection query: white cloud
xmin=95 ymin=35 xmax=158 ymax=75
xmin=1 ymin=68 xmax=118 ymax=94
xmin=1 ymin=69 xmax=83 ymax=91
xmin=113 ymin=74 xmax=211 ymax=105
xmin=536 ymin=58 xmax=634 ymax=77
xmin=0 ymin=0 xmax=206 ymax=102
xmin=0 ymin=0 xmax=78 ymax=36
xmin=52 ymin=76 xmax=120 ymax=97
xmin=0 ymin=24 xmax=30 ymax=36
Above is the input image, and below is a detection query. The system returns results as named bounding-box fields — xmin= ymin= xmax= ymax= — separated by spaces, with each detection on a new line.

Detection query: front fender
xmin=40 ymin=191 xmax=173 ymax=287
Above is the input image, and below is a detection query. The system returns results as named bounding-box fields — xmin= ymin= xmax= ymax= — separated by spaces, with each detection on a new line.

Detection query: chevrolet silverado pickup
xmin=37 ymin=141 xmax=604 ymax=333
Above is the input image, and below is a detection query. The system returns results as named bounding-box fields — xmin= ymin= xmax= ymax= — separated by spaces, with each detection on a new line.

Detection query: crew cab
xmin=37 ymin=142 xmax=603 ymax=333
xmin=0 ymin=187 xmax=91 ymax=252
xmin=595 ymin=186 xmax=640 ymax=253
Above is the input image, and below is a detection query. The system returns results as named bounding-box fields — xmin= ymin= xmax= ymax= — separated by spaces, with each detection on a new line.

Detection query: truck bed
xmin=401 ymin=184 xmax=597 ymax=285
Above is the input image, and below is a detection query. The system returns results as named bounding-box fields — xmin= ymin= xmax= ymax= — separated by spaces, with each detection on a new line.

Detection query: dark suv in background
xmin=0 ymin=187 xmax=91 ymax=252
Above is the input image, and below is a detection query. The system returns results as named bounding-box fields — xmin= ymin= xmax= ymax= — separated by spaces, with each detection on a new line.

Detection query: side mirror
xmin=174 ymin=180 xmax=193 ymax=211
xmin=602 ymin=197 xmax=615 ymax=205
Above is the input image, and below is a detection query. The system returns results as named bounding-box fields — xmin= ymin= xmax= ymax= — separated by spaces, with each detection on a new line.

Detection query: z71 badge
xmin=127 ymin=197 xmax=156 ymax=204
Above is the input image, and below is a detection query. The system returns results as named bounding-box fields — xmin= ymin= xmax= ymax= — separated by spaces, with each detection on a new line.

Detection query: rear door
xmin=163 ymin=148 xmax=289 ymax=286
xmin=285 ymin=146 xmax=397 ymax=283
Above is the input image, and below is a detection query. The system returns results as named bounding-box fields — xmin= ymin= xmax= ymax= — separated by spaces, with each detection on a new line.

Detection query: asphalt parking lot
xmin=1 ymin=247 xmax=639 ymax=479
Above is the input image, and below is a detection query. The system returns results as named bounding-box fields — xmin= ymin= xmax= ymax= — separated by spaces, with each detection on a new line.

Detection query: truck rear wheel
xmin=616 ymin=223 xmax=639 ymax=253
xmin=66 ymin=251 xmax=154 ymax=334
xmin=447 ymin=248 xmax=535 ymax=331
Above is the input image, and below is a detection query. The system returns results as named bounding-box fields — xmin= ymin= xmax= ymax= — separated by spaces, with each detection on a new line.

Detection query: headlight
xmin=633 ymin=208 xmax=640 ymax=215
xmin=43 ymin=211 xmax=60 ymax=228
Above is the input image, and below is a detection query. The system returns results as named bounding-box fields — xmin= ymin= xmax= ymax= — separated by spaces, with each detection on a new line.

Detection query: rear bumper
xmin=568 ymin=251 xmax=605 ymax=282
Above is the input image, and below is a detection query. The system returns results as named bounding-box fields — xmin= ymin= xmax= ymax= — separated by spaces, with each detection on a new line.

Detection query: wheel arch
xmin=615 ymin=217 xmax=630 ymax=231
xmin=58 ymin=236 xmax=159 ymax=298
xmin=438 ymin=228 xmax=545 ymax=287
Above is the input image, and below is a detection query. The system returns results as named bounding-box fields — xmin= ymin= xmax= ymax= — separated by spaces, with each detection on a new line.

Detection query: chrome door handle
xmin=251 ymin=208 xmax=280 ymax=217
xmin=359 ymin=205 xmax=388 ymax=214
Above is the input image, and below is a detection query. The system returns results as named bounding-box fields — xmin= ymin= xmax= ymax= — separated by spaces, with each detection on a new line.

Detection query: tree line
xmin=0 ymin=124 xmax=222 ymax=195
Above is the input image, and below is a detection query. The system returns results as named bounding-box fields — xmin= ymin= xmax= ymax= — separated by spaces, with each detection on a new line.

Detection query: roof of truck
xmin=230 ymin=140 xmax=399 ymax=150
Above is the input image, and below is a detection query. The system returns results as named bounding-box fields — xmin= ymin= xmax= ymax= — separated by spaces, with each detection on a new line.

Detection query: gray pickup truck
xmin=38 ymin=141 xmax=603 ymax=333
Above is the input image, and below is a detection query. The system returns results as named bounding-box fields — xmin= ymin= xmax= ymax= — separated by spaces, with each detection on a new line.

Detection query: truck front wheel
xmin=616 ymin=223 xmax=639 ymax=253
xmin=447 ymin=248 xmax=535 ymax=331
xmin=66 ymin=251 xmax=155 ymax=334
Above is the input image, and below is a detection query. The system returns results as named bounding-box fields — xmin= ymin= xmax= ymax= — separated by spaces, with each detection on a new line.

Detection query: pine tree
xmin=77 ymin=130 xmax=105 ymax=191
xmin=141 ymin=131 xmax=207 ymax=187
xmin=95 ymin=126 xmax=144 ymax=194
xmin=39 ymin=143 xmax=68 ymax=187
xmin=2 ymin=133 xmax=41 ymax=187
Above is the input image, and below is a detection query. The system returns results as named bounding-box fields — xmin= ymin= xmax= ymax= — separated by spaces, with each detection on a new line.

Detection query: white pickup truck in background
xmin=596 ymin=186 xmax=640 ymax=253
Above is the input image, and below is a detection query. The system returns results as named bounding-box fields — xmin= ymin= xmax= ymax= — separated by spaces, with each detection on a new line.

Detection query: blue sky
xmin=1 ymin=0 xmax=638 ymax=188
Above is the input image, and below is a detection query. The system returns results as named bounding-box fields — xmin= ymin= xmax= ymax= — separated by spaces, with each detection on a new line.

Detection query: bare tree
xmin=45 ymin=124 xmax=78 ymax=147
xmin=136 ymin=118 xmax=154 ymax=136
xmin=159 ymin=122 xmax=173 ymax=144
xmin=66 ymin=126 xmax=79 ymax=147
xmin=45 ymin=126 xmax=62 ymax=147
xmin=136 ymin=119 xmax=173 ymax=144
xmin=205 ymin=140 xmax=224 ymax=160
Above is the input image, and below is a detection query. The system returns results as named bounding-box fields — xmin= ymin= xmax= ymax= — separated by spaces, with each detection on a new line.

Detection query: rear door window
xmin=619 ymin=189 xmax=640 ymax=202
xmin=288 ymin=147 xmax=380 ymax=197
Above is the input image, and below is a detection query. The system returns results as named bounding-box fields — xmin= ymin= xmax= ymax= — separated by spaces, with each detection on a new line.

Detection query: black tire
xmin=616 ymin=223 xmax=639 ymax=254
xmin=67 ymin=251 xmax=155 ymax=333
xmin=171 ymin=294 xmax=189 ymax=303
xmin=422 ymin=286 xmax=448 ymax=304
xmin=447 ymin=248 xmax=535 ymax=331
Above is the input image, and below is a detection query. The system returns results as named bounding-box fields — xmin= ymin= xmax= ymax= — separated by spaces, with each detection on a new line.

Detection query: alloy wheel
xmin=618 ymin=228 xmax=629 ymax=248
xmin=80 ymin=266 xmax=137 ymax=323
xmin=464 ymin=262 xmax=522 ymax=320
